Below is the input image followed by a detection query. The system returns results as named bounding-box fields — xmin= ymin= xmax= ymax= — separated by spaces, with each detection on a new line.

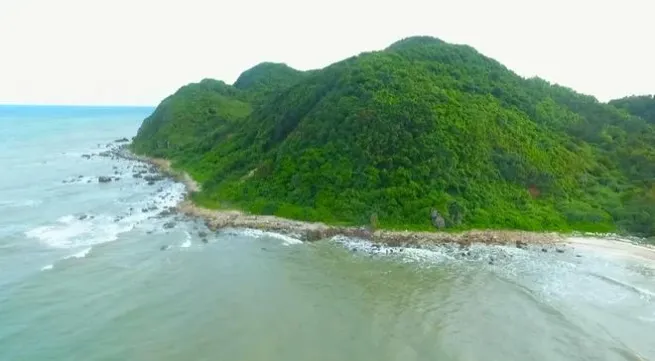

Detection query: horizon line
xmin=0 ymin=103 xmax=155 ymax=108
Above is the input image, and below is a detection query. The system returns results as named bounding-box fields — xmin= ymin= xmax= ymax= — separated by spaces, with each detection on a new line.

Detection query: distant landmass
xmin=131 ymin=36 xmax=655 ymax=236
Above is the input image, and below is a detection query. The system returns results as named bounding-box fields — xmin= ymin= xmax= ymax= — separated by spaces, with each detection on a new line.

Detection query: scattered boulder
xmin=541 ymin=248 xmax=548 ymax=252
xmin=158 ymin=208 xmax=176 ymax=217
xmin=160 ymin=245 xmax=171 ymax=251
xmin=133 ymin=173 xmax=143 ymax=178
xmin=142 ymin=208 xmax=149 ymax=213
xmin=201 ymin=238 xmax=208 ymax=244
xmin=114 ymin=138 xmax=129 ymax=143
xmin=556 ymin=248 xmax=565 ymax=253
xmin=98 ymin=176 xmax=112 ymax=183
xmin=78 ymin=214 xmax=88 ymax=220
xmin=144 ymin=175 xmax=165 ymax=182
xmin=81 ymin=154 xmax=91 ymax=159
xmin=516 ymin=240 xmax=528 ymax=249
xmin=147 ymin=181 xmax=155 ymax=186
xmin=198 ymin=231 xmax=208 ymax=238
xmin=163 ymin=221 xmax=176 ymax=229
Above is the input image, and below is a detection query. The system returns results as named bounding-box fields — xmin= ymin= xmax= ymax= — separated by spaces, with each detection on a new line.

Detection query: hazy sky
xmin=0 ymin=0 xmax=653 ymax=105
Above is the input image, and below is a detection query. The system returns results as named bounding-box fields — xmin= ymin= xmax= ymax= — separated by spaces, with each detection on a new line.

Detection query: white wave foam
xmin=232 ymin=228 xmax=303 ymax=246
xmin=0 ymin=199 xmax=42 ymax=208
xmin=41 ymin=264 xmax=54 ymax=271
xmin=63 ymin=247 xmax=92 ymax=260
xmin=331 ymin=235 xmax=456 ymax=263
xmin=180 ymin=232 xmax=192 ymax=248
xmin=26 ymin=214 xmax=125 ymax=249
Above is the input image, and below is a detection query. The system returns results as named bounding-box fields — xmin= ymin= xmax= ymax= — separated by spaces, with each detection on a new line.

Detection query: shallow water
xmin=0 ymin=105 xmax=654 ymax=361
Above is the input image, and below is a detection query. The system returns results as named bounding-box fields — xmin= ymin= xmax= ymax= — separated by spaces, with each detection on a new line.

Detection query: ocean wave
xmin=588 ymin=273 xmax=655 ymax=301
xmin=180 ymin=232 xmax=192 ymax=248
xmin=26 ymin=214 xmax=125 ymax=249
xmin=63 ymin=247 xmax=92 ymax=260
xmin=39 ymin=247 xmax=92 ymax=271
xmin=230 ymin=228 xmax=303 ymax=246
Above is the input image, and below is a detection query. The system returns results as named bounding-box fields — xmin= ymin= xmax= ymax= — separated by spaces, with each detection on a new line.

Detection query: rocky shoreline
xmin=101 ymin=144 xmax=563 ymax=249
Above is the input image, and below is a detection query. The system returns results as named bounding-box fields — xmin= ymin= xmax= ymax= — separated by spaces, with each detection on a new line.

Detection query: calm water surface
xmin=0 ymin=105 xmax=653 ymax=361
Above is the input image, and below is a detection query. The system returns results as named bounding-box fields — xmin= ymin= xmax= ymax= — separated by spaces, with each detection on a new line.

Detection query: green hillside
xmin=609 ymin=95 xmax=655 ymax=124
xmin=132 ymin=36 xmax=655 ymax=236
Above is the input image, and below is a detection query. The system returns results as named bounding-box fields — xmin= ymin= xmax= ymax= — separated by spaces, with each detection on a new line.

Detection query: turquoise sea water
xmin=0 ymin=105 xmax=654 ymax=361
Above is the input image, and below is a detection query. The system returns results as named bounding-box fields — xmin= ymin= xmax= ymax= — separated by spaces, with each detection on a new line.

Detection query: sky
xmin=0 ymin=0 xmax=653 ymax=105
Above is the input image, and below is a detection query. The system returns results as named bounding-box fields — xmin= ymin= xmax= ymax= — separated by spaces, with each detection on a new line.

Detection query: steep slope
xmin=132 ymin=79 xmax=250 ymax=158
xmin=133 ymin=36 xmax=655 ymax=235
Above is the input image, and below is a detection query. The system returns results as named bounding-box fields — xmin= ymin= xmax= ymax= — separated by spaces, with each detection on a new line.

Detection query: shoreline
xmin=118 ymin=146 xmax=655 ymax=263
xmin=132 ymin=151 xmax=563 ymax=247
xmin=120 ymin=147 xmax=655 ymax=259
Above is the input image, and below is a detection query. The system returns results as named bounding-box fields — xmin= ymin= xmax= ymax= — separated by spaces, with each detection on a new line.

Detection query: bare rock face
xmin=98 ymin=176 xmax=112 ymax=183
xmin=430 ymin=209 xmax=446 ymax=229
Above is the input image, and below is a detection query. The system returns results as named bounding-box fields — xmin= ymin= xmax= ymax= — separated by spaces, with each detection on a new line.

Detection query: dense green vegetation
xmin=609 ymin=95 xmax=655 ymax=124
xmin=132 ymin=36 xmax=655 ymax=236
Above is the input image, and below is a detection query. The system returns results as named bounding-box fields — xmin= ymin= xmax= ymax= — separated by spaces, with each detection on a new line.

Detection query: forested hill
xmin=609 ymin=95 xmax=655 ymax=124
xmin=132 ymin=36 xmax=655 ymax=236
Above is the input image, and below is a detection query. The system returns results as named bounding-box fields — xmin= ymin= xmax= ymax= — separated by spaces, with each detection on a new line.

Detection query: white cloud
xmin=0 ymin=0 xmax=653 ymax=105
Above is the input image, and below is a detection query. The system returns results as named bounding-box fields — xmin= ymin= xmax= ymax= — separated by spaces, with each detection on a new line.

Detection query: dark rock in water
xmin=112 ymin=166 xmax=118 ymax=170
xmin=399 ymin=248 xmax=404 ymax=252
xmin=556 ymin=248 xmax=565 ymax=253
xmin=81 ymin=154 xmax=91 ymax=159
xmin=351 ymin=247 xmax=357 ymax=252
xmin=516 ymin=240 xmax=528 ymax=249
xmin=87 ymin=180 xmax=92 ymax=183
xmin=160 ymin=245 xmax=170 ymax=251
xmin=133 ymin=173 xmax=143 ymax=178
xmin=115 ymin=138 xmax=129 ymax=143
xmin=158 ymin=208 xmax=176 ymax=217
xmin=98 ymin=176 xmax=112 ymax=183
xmin=144 ymin=175 xmax=165 ymax=182
xmin=576 ymin=254 xmax=582 ymax=258
xmin=163 ymin=222 xmax=176 ymax=229
xmin=113 ymin=216 xmax=124 ymax=223
xmin=114 ymin=171 xmax=120 ymax=175
xmin=147 ymin=181 xmax=155 ymax=186
xmin=112 ymin=177 xmax=121 ymax=181
xmin=488 ymin=260 xmax=494 ymax=265
xmin=98 ymin=151 xmax=111 ymax=157
xmin=146 ymin=230 xmax=153 ymax=234
xmin=78 ymin=175 xmax=84 ymax=179
xmin=142 ymin=208 xmax=149 ymax=213
xmin=201 ymin=238 xmax=208 ymax=244
xmin=541 ymin=248 xmax=548 ymax=252
xmin=261 ymin=247 xmax=268 ymax=251
xmin=78 ymin=214 xmax=88 ymax=220
xmin=148 ymin=205 xmax=158 ymax=211
xmin=198 ymin=231 xmax=208 ymax=238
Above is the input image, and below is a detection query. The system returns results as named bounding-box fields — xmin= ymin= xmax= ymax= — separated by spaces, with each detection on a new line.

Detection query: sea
xmin=0 ymin=105 xmax=654 ymax=361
